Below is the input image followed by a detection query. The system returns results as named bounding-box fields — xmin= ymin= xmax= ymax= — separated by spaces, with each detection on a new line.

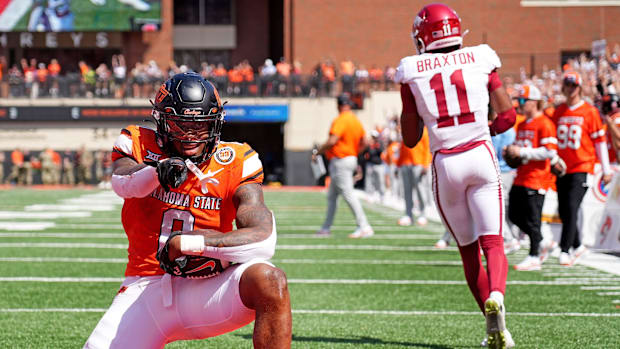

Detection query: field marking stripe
xmin=279 ymin=234 xmax=439 ymax=239
xmin=0 ymin=233 xmax=125 ymax=239
xmin=581 ymin=286 xmax=620 ymax=290
xmin=0 ymin=257 xmax=462 ymax=265
xmin=1 ymin=308 xmax=619 ymax=317
xmin=2 ymin=277 xmax=619 ymax=286
xmin=597 ymin=292 xmax=620 ymax=296
xmin=0 ymin=243 xmax=457 ymax=251
xmin=0 ymin=232 xmax=437 ymax=240
xmin=0 ymin=257 xmax=127 ymax=263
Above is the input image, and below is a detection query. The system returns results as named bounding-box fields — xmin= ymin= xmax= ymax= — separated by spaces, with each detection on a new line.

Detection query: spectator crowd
xmin=0 ymin=55 xmax=398 ymax=100
xmin=1 ymin=147 xmax=113 ymax=189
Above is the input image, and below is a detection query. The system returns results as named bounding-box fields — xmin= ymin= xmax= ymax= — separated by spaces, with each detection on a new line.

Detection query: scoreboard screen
xmin=0 ymin=0 xmax=161 ymax=32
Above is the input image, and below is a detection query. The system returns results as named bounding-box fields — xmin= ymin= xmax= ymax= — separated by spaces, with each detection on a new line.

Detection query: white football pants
xmin=431 ymin=141 xmax=505 ymax=246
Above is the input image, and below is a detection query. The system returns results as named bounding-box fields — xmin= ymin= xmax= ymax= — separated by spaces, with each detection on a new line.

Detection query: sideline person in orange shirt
xmin=313 ymin=94 xmax=373 ymax=238
xmin=504 ymin=85 xmax=559 ymax=271
xmin=552 ymin=71 xmax=613 ymax=266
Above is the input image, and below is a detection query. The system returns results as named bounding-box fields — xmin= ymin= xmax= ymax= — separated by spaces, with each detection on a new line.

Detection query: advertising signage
xmin=0 ymin=105 xmax=289 ymax=123
xmin=0 ymin=0 xmax=161 ymax=32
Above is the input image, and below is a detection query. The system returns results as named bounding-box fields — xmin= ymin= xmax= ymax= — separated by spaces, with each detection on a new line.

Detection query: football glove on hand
xmin=145 ymin=157 xmax=188 ymax=192
xmin=156 ymin=230 xmax=185 ymax=276
xmin=157 ymin=231 xmax=225 ymax=279
xmin=550 ymin=156 xmax=567 ymax=177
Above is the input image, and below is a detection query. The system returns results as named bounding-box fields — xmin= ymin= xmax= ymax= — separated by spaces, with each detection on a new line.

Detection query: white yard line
xmin=0 ymin=211 xmax=92 ymax=219
xmin=0 ymin=242 xmax=457 ymax=251
xmin=278 ymin=234 xmax=439 ymax=239
xmin=0 ymin=242 xmax=127 ymax=249
xmin=54 ymin=224 xmax=124 ymax=229
xmin=581 ymin=286 xmax=620 ymax=290
xmin=0 ymin=232 xmax=437 ymax=240
xmin=597 ymin=292 xmax=620 ymax=296
xmin=0 ymin=257 xmax=127 ymax=263
xmin=0 ymin=222 xmax=55 ymax=231
xmin=1 ymin=308 xmax=619 ymax=317
xmin=1 ymin=276 xmax=618 ymax=286
xmin=543 ymin=273 xmax=607 ymax=277
xmin=0 ymin=232 xmax=125 ymax=239
xmin=25 ymin=204 xmax=117 ymax=212
xmin=0 ymin=257 xmax=462 ymax=266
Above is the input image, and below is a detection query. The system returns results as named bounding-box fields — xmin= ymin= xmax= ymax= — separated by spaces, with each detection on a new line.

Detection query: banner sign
xmin=594 ymin=170 xmax=620 ymax=251
xmin=224 ymin=105 xmax=289 ymax=123
xmin=0 ymin=105 xmax=289 ymax=123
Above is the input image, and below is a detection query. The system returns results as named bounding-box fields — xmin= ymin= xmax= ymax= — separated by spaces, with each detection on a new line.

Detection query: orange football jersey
xmin=112 ymin=126 xmax=264 ymax=277
xmin=513 ymin=114 xmax=557 ymax=190
xmin=552 ymin=101 xmax=606 ymax=174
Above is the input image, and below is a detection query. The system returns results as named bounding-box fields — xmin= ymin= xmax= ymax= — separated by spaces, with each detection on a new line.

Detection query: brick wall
xmin=289 ymin=0 xmax=620 ymax=78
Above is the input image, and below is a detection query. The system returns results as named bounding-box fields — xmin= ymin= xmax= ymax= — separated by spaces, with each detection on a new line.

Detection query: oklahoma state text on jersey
xmin=112 ymin=125 xmax=264 ymax=276
xmin=513 ymin=114 xmax=557 ymax=190
xmin=552 ymin=101 xmax=606 ymax=174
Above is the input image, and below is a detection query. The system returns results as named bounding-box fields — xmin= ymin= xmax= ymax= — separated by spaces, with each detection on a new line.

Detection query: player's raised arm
xmin=110 ymin=148 xmax=160 ymax=199
xmin=488 ymin=70 xmax=516 ymax=135
xmin=400 ymin=83 xmax=424 ymax=148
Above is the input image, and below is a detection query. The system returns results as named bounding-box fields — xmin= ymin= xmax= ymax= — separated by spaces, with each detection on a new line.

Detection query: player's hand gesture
xmin=146 ymin=157 xmax=188 ymax=192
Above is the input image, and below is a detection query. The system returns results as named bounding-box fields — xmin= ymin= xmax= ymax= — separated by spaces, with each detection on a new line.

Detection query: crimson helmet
xmin=412 ymin=3 xmax=463 ymax=54
xmin=151 ymin=72 xmax=225 ymax=164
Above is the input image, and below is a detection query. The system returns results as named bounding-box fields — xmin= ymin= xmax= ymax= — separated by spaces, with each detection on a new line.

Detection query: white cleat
xmin=503 ymin=239 xmax=521 ymax=255
xmin=416 ymin=216 xmax=428 ymax=226
xmin=348 ymin=226 xmax=374 ymax=238
xmin=539 ymin=239 xmax=557 ymax=263
xmin=434 ymin=239 xmax=448 ymax=249
xmin=397 ymin=216 xmax=412 ymax=226
xmin=514 ymin=255 xmax=541 ymax=271
xmin=118 ymin=0 xmax=151 ymax=11
xmin=484 ymin=295 xmax=513 ymax=348
xmin=559 ymin=252 xmax=573 ymax=266
xmin=573 ymin=245 xmax=588 ymax=262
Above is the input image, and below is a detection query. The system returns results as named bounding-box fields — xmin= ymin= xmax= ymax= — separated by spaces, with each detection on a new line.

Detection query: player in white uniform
xmin=394 ymin=4 xmax=516 ymax=348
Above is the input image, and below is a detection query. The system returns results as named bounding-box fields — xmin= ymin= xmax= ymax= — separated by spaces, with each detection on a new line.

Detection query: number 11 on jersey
xmin=430 ymin=69 xmax=475 ymax=128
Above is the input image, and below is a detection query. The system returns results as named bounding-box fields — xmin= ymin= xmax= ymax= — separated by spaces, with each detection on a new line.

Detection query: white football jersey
xmin=395 ymin=44 xmax=501 ymax=152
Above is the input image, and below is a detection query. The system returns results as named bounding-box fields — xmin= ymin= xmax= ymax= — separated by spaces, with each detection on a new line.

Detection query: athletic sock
xmin=479 ymin=234 xmax=508 ymax=296
xmin=458 ymin=240 xmax=489 ymax=313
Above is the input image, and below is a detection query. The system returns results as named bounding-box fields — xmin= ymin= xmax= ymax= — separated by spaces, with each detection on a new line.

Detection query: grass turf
xmin=0 ymin=188 xmax=618 ymax=348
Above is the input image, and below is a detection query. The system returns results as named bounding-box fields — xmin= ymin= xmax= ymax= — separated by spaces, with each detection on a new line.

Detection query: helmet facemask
xmin=152 ymin=106 xmax=225 ymax=164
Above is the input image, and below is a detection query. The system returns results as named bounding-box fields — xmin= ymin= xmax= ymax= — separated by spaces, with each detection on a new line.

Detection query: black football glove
xmin=145 ymin=157 xmax=188 ymax=192
xmin=156 ymin=230 xmax=186 ymax=276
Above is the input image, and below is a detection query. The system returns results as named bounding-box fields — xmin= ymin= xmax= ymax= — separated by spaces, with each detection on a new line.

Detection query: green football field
xmin=0 ymin=188 xmax=619 ymax=348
